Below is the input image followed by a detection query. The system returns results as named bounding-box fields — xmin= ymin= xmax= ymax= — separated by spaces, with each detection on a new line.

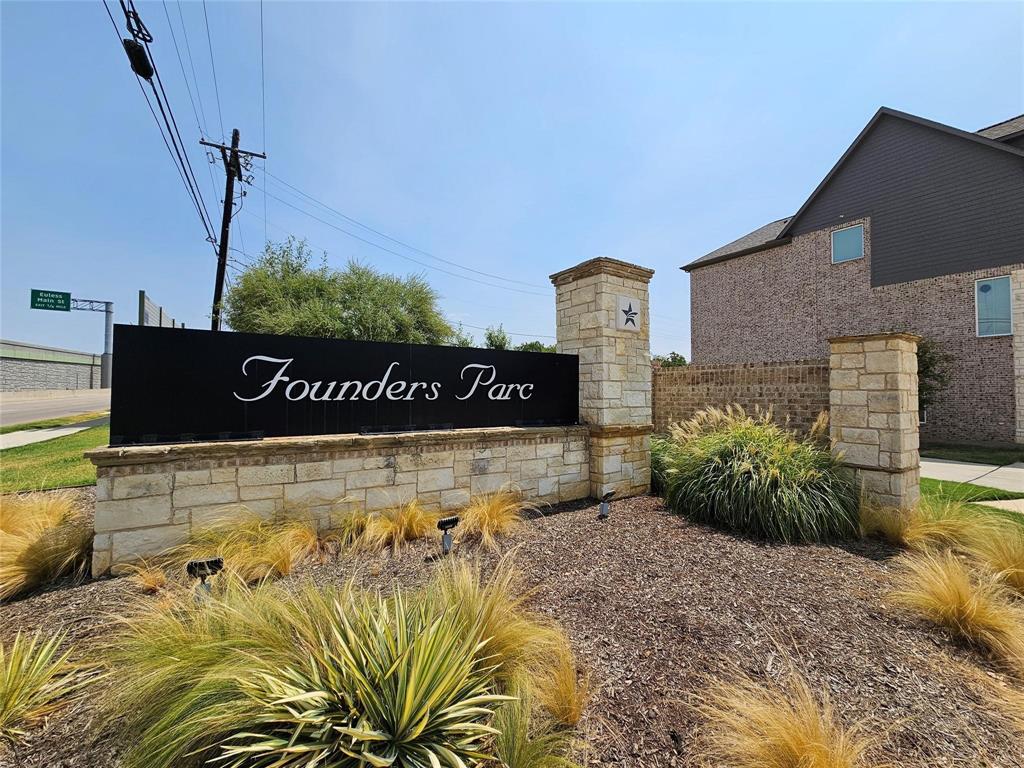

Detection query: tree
xmin=484 ymin=325 xmax=511 ymax=350
xmin=514 ymin=340 xmax=556 ymax=353
xmin=917 ymin=337 xmax=952 ymax=413
xmin=653 ymin=351 xmax=687 ymax=367
xmin=223 ymin=238 xmax=453 ymax=344
xmin=450 ymin=324 xmax=475 ymax=348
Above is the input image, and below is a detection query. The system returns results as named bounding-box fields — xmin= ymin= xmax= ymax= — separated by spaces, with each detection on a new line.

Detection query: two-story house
xmin=683 ymin=108 xmax=1024 ymax=445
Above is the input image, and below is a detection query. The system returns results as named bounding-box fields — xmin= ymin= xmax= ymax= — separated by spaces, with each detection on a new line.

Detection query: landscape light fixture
xmin=436 ymin=515 xmax=460 ymax=555
xmin=186 ymin=557 xmax=224 ymax=597
xmin=598 ymin=491 xmax=615 ymax=520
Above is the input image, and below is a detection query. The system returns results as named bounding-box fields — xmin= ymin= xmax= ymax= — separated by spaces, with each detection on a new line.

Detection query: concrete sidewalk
xmin=920 ymin=458 xmax=1024 ymax=494
xmin=0 ymin=416 xmax=109 ymax=450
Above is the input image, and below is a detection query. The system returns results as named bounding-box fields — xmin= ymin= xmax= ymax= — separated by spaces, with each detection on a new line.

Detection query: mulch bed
xmin=2 ymin=495 xmax=1022 ymax=767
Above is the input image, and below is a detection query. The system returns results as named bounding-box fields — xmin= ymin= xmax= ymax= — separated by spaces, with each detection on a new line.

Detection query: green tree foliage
xmin=917 ymin=338 xmax=952 ymax=412
xmin=653 ymin=351 xmax=687 ymax=367
xmin=449 ymin=324 xmax=475 ymax=348
xmin=223 ymin=238 xmax=453 ymax=344
xmin=514 ymin=340 xmax=557 ymax=353
xmin=484 ymin=325 xmax=511 ymax=350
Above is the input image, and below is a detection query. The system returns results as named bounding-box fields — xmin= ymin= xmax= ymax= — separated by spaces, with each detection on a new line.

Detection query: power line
xmin=457 ymin=321 xmax=556 ymax=340
xmin=174 ymin=0 xmax=210 ymax=136
xmin=160 ymin=1 xmax=202 ymax=136
xmin=257 ymin=186 xmax=549 ymax=297
xmin=201 ymin=0 xmax=225 ymax=139
xmin=102 ymin=0 xmax=217 ymax=248
xmin=263 ymin=171 xmax=546 ymax=289
xmin=259 ymin=0 xmax=268 ymax=245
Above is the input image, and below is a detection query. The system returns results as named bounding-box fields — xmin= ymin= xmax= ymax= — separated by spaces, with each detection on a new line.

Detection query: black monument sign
xmin=109 ymin=325 xmax=579 ymax=446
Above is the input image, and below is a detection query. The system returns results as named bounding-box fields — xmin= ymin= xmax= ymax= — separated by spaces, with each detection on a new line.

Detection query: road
xmin=0 ymin=390 xmax=111 ymax=427
xmin=920 ymin=458 xmax=1024 ymax=494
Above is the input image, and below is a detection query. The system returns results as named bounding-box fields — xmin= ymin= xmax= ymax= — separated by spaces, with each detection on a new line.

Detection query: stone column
xmin=1012 ymin=269 xmax=1024 ymax=444
xmin=550 ymin=257 xmax=655 ymax=498
xmin=829 ymin=332 xmax=921 ymax=509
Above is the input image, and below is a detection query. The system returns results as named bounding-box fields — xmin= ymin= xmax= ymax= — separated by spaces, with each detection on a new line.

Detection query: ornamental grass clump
xmin=660 ymin=406 xmax=857 ymax=542
xmin=360 ymin=499 xmax=439 ymax=552
xmin=696 ymin=666 xmax=878 ymax=768
xmin=105 ymin=576 xmax=509 ymax=768
xmin=168 ymin=510 xmax=323 ymax=582
xmin=491 ymin=687 xmax=581 ymax=768
xmin=0 ymin=491 xmax=92 ymax=600
xmin=0 ymin=631 xmax=90 ymax=742
xmin=460 ymin=489 xmax=534 ymax=551
xmin=890 ymin=550 xmax=1024 ymax=676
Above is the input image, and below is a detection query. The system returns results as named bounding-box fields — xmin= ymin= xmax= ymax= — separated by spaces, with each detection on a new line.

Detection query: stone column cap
xmin=828 ymin=332 xmax=922 ymax=345
xmin=550 ymin=257 xmax=655 ymax=286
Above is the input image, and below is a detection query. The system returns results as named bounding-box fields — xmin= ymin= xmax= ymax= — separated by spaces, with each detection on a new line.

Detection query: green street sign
xmin=30 ymin=289 xmax=71 ymax=312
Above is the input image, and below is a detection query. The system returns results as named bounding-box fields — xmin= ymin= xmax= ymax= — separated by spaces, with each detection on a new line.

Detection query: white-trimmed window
xmin=976 ymin=276 xmax=1012 ymax=337
xmin=831 ymin=224 xmax=864 ymax=264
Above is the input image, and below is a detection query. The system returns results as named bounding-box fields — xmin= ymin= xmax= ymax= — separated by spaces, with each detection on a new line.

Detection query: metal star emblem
xmin=622 ymin=302 xmax=638 ymax=327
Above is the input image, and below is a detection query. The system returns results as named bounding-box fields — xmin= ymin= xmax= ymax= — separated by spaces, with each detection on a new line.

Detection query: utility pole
xmin=201 ymin=130 xmax=266 ymax=330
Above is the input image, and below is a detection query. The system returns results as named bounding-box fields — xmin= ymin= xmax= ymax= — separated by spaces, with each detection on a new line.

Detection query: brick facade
xmin=652 ymin=360 xmax=829 ymax=434
xmin=690 ymin=217 xmax=1021 ymax=444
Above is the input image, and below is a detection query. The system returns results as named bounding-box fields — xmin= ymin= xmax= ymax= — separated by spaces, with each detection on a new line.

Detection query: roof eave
xmin=681 ymin=236 xmax=793 ymax=272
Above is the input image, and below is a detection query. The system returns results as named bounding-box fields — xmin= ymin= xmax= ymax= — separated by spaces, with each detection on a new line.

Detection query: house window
xmin=976 ymin=276 xmax=1012 ymax=337
xmin=831 ymin=224 xmax=864 ymax=264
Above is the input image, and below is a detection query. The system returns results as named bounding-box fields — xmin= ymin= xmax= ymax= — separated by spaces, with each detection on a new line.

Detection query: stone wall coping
xmin=588 ymin=423 xmax=654 ymax=437
xmin=828 ymin=332 xmax=923 ymax=345
xmin=85 ymin=425 xmax=589 ymax=467
xmin=549 ymin=257 xmax=655 ymax=286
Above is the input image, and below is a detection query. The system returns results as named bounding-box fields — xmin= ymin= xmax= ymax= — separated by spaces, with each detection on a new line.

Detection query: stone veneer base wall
xmin=87 ymin=426 xmax=589 ymax=575
xmin=652 ymin=360 xmax=829 ymax=434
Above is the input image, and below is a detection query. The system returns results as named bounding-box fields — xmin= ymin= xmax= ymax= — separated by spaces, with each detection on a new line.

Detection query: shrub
xmin=0 ymin=491 xmax=92 ymax=600
xmin=536 ymin=636 xmax=591 ymax=727
xmin=0 ymin=630 xmax=89 ymax=742
xmin=660 ymin=406 xmax=858 ymax=542
xmin=168 ymin=511 xmax=323 ymax=582
xmin=105 ymin=577 xmax=508 ymax=768
xmin=696 ymin=666 xmax=875 ymax=768
xmin=890 ymin=550 xmax=1024 ymax=675
xmin=360 ymin=499 xmax=438 ymax=552
xmin=492 ymin=688 xmax=581 ymax=768
xmin=460 ymin=489 xmax=534 ymax=551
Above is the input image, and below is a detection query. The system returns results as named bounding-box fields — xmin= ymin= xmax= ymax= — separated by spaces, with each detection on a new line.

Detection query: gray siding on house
xmin=788 ymin=115 xmax=1024 ymax=287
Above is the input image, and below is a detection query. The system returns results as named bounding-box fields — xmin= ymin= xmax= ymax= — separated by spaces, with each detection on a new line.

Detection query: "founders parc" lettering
xmin=233 ymin=356 xmax=535 ymax=403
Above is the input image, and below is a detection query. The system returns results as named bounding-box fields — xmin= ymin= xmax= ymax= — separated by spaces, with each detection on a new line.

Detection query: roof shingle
xmin=977 ymin=114 xmax=1024 ymax=140
xmin=683 ymin=217 xmax=791 ymax=271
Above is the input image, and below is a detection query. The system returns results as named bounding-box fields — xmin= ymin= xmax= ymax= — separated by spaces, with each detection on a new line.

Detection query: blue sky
xmin=2 ymin=1 xmax=1021 ymax=357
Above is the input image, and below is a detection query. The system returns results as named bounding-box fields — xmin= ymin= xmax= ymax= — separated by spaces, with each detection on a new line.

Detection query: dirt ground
xmin=1 ymin=496 xmax=1022 ymax=767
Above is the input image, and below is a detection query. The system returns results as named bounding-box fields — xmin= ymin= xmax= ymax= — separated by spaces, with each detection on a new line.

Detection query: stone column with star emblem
xmin=549 ymin=257 xmax=655 ymax=499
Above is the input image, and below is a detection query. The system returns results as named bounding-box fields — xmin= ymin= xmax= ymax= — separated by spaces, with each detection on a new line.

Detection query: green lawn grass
xmin=0 ymin=410 xmax=109 ymax=435
xmin=920 ymin=477 xmax=1024 ymax=530
xmin=0 ymin=425 xmax=109 ymax=493
xmin=920 ymin=443 xmax=1024 ymax=467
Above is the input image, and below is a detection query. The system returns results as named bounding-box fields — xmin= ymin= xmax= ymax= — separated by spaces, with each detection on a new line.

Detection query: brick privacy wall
xmin=89 ymin=426 xmax=590 ymax=574
xmin=652 ymin=360 xmax=829 ymax=434
xmin=690 ymin=217 xmax=1022 ymax=443
xmin=1 ymin=357 xmax=101 ymax=391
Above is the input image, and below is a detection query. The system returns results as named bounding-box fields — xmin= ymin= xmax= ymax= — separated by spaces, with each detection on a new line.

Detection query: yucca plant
xmin=0 ymin=491 xmax=92 ymax=600
xmin=360 ymin=499 xmax=438 ymax=552
xmin=167 ymin=510 xmax=323 ymax=582
xmin=0 ymin=630 xmax=89 ymax=742
xmin=491 ymin=687 xmax=581 ymax=768
xmin=106 ymin=575 xmax=510 ymax=768
xmin=890 ymin=550 xmax=1024 ymax=675
xmin=460 ymin=489 xmax=535 ymax=551
xmin=660 ymin=406 xmax=858 ymax=542
xmin=696 ymin=666 xmax=877 ymax=768
xmin=216 ymin=589 xmax=509 ymax=767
